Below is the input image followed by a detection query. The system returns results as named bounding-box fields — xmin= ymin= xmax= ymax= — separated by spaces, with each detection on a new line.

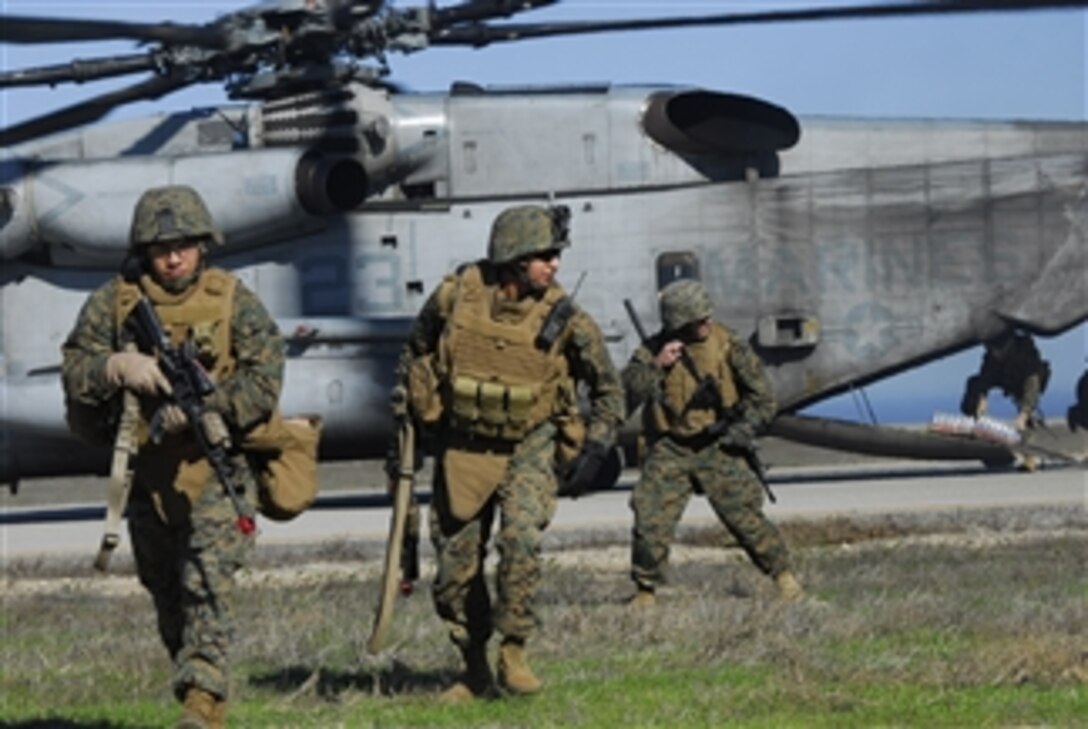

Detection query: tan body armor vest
xmin=115 ymin=268 xmax=237 ymax=509
xmin=116 ymin=268 xmax=237 ymax=382
xmin=647 ymin=322 xmax=739 ymax=438
xmin=439 ymin=264 xmax=569 ymax=441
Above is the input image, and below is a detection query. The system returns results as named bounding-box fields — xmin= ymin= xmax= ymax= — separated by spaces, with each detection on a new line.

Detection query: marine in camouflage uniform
xmin=61 ymin=186 xmax=283 ymax=728
xmin=961 ymin=330 xmax=1051 ymax=429
xmin=622 ymin=279 xmax=802 ymax=607
xmin=393 ymin=204 xmax=624 ymax=700
xmin=1068 ymin=368 xmax=1088 ymax=432
xmin=960 ymin=330 xmax=1051 ymax=470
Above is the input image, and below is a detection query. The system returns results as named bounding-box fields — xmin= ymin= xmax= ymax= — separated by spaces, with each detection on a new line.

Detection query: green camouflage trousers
xmin=128 ymin=471 xmax=255 ymax=702
xmin=428 ymin=423 xmax=559 ymax=649
xmin=630 ymin=437 xmax=790 ymax=590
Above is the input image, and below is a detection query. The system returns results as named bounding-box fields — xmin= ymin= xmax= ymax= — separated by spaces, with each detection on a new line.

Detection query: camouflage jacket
xmin=395 ymin=262 xmax=624 ymax=446
xmin=61 ymin=271 xmax=284 ymax=439
xmin=622 ymin=323 xmax=777 ymax=435
xmin=961 ymin=335 xmax=1050 ymax=415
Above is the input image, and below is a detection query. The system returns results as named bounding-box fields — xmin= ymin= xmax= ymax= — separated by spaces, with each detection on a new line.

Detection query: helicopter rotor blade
xmin=0 ymin=15 xmax=225 ymax=48
xmin=0 ymin=54 xmax=160 ymax=89
xmin=431 ymin=0 xmax=1088 ymax=47
xmin=432 ymin=0 xmax=559 ymax=27
xmin=0 ymin=72 xmax=196 ymax=148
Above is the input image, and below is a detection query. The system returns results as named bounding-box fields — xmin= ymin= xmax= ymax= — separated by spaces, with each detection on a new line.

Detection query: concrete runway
xmin=3 ymin=459 xmax=1083 ymax=562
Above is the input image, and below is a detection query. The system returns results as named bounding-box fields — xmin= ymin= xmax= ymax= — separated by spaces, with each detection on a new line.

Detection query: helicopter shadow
xmin=0 ymin=720 xmax=147 ymax=729
xmin=249 ymin=658 xmax=450 ymax=700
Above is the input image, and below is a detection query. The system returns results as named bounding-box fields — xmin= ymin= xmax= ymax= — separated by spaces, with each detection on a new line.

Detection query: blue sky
xmin=2 ymin=0 xmax=1086 ymax=424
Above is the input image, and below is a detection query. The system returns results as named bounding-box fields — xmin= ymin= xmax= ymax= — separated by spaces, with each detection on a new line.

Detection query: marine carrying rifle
xmin=622 ymin=299 xmax=775 ymax=503
xmin=127 ymin=296 xmax=257 ymax=534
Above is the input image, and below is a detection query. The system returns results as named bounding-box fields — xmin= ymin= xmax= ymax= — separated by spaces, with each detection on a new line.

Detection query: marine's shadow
xmin=250 ymin=659 xmax=449 ymax=699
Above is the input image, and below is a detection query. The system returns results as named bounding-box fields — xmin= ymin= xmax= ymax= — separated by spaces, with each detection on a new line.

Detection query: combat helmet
xmin=129 ymin=185 xmax=224 ymax=250
xmin=487 ymin=204 xmax=570 ymax=265
xmin=659 ymin=279 xmax=713 ymax=332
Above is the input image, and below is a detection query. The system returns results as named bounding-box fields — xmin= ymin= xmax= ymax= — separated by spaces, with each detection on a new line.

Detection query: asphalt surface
xmin=3 ymin=444 xmax=1084 ymax=562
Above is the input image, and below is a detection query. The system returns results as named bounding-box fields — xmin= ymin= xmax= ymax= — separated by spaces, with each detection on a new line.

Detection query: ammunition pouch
xmin=448 ymin=374 xmax=541 ymax=441
xmin=243 ymin=410 xmax=323 ymax=521
xmin=407 ymin=354 xmax=444 ymax=425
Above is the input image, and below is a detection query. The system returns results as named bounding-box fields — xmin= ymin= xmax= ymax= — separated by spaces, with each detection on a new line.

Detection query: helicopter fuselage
xmin=1 ymin=82 xmax=1085 ymax=483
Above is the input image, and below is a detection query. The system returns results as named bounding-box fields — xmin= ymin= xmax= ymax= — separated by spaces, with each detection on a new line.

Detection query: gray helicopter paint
xmin=0 ymin=85 xmax=1085 ymax=484
xmin=4 ymin=147 xmax=325 ymax=263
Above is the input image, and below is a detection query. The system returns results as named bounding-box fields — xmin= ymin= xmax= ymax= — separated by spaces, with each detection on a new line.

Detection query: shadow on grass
xmin=250 ymin=659 xmax=449 ymax=699
xmin=1 ymin=721 xmax=143 ymax=729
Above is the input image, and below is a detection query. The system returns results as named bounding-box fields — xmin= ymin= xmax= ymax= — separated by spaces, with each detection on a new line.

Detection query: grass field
xmin=3 ymin=505 xmax=1086 ymax=728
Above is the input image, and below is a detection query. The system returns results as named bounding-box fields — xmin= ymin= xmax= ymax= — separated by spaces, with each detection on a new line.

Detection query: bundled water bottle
xmin=929 ymin=412 xmax=976 ymax=436
xmin=973 ymin=415 xmax=1021 ymax=445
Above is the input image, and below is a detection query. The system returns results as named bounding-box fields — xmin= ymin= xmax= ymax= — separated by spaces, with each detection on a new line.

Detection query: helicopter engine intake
xmin=257 ymin=83 xmax=416 ymax=211
xmin=295 ymin=151 xmax=369 ymax=214
xmin=641 ymin=89 xmax=800 ymax=176
xmin=0 ymin=147 xmax=374 ymax=265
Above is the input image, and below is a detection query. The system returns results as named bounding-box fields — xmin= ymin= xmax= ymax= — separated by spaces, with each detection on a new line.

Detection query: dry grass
xmin=3 ymin=505 xmax=1086 ymax=727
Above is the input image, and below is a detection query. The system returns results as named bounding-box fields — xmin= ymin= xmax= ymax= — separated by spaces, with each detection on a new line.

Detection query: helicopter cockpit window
xmin=656 ymin=252 xmax=700 ymax=291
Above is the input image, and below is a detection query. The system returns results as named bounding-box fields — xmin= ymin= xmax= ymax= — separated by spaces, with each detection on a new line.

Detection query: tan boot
xmin=775 ymin=570 xmax=804 ymax=602
xmin=439 ymin=642 xmax=495 ymax=703
xmin=175 ymin=688 xmax=218 ymax=729
xmin=627 ymin=587 xmax=656 ymax=608
xmin=498 ymin=638 xmax=543 ymax=695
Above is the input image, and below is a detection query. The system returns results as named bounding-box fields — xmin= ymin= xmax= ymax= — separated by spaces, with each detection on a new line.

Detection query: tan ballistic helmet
xmin=487 ymin=204 xmax=571 ymax=264
xmin=129 ymin=185 xmax=224 ymax=250
xmin=659 ymin=279 xmax=713 ymax=331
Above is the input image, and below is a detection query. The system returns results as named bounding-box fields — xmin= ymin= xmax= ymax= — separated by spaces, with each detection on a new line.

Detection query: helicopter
xmin=1 ymin=0 xmax=1086 ymax=487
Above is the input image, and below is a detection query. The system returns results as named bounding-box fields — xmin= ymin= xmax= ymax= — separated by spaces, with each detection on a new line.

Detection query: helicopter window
xmin=656 ymin=252 xmax=701 ymax=290
xmin=197 ymin=121 xmax=234 ymax=148
xmin=381 ymin=235 xmax=398 ymax=249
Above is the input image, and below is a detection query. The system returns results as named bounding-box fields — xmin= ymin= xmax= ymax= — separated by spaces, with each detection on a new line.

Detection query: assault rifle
xmin=622 ymin=298 xmax=775 ymax=503
xmin=128 ymin=296 xmax=257 ymax=534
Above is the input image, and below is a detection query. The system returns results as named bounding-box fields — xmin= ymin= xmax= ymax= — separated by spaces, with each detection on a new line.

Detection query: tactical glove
xmin=719 ymin=422 xmax=757 ymax=451
xmin=159 ymin=404 xmax=189 ymax=434
xmin=200 ymin=411 xmax=231 ymax=447
xmin=105 ymin=352 xmax=171 ymax=396
xmin=560 ymin=440 xmax=610 ymax=498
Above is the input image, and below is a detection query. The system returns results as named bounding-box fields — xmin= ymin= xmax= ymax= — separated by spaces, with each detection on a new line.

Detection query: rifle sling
xmin=94 ymin=389 xmax=140 ymax=572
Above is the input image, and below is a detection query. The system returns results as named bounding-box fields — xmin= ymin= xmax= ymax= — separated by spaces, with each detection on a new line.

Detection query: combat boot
xmin=775 ymin=570 xmax=804 ymax=602
xmin=627 ymin=587 xmax=656 ymax=608
xmin=175 ymin=687 xmax=218 ymax=729
xmin=498 ymin=637 xmax=543 ymax=695
xmin=1018 ymin=454 xmax=1039 ymax=472
xmin=439 ymin=642 xmax=495 ymax=703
